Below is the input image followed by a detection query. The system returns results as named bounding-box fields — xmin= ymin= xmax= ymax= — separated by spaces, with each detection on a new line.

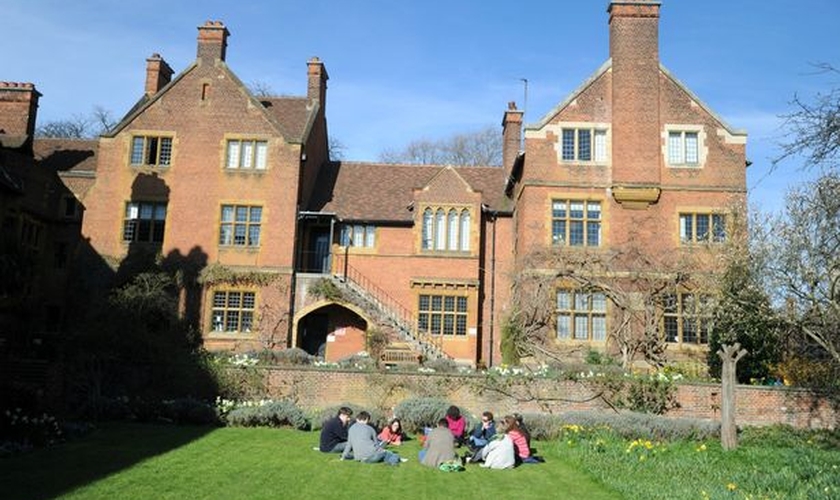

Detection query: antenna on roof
xmin=519 ymin=78 xmax=528 ymax=120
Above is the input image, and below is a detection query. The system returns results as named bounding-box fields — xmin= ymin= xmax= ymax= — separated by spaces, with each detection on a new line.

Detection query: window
xmin=219 ymin=205 xmax=262 ymax=247
xmin=211 ymin=290 xmax=255 ymax=333
xmin=667 ymin=131 xmax=699 ymax=166
xmin=340 ymin=224 xmax=375 ymax=248
xmin=130 ymin=135 xmax=172 ymax=167
xmin=552 ymin=200 xmax=601 ymax=247
xmin=679 ymin=213 xmax=726 ymax=244
xmin=123 ymin=202 xmax=166 ymax=243
xmin=417 ymin=294 xmax=468 ymax=336
xmin=561 ymin=128 xmax=607 ymax=162
xmin=420 ymin=207 xmax=471 ymax=252
xmin=556 ymin=289 xmax=607 ymax=341
xmin=662 ymin=293 xmax=711 ymax=344
xmin=225 ymin=139 xmax=268 ymax=170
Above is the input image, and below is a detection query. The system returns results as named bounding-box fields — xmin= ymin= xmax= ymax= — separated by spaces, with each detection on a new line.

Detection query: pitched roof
xmin=33 ymin=138 xmax=98 ymax=174
xmin=259 ymin=97 xmax=314 ymax=144
xmin=307 ymin=162 xmax=511 ymax=222
xmin=526 ymin=59 xmax=747 ymax=138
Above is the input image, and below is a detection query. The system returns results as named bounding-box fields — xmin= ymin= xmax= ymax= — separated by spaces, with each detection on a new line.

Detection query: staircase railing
xmin=332 ymin=253 xmax=446 ymax=359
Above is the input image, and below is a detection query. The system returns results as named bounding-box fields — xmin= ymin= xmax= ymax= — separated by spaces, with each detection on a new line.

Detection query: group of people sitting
xmin=318 ymin=405 xmax=542 ymax=470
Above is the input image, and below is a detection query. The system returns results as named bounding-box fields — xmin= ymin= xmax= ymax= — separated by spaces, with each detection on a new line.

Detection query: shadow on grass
xmin=1 ymin=423 xmax=215 ymax=500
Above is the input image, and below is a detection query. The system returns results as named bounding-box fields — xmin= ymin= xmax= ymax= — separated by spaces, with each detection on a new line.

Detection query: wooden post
xmin=718 ymin=342 xmax=747 ymax=451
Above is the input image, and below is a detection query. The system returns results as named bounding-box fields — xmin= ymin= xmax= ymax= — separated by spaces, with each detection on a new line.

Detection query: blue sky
xmin=4 ymin=0 xmax=838 ymax=212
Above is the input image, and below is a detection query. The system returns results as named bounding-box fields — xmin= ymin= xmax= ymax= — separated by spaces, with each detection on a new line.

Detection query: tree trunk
xmin=718 ymin=343 xmax=747 ymax=451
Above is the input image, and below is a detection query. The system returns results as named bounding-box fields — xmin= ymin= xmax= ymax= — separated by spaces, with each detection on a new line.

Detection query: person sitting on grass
xmin=477 ymin=420 xmax=515 ymax=470
xmin=419 ymin=418 xmax=456 ymax=468
xmin=319 ymin=407 xmax=352 ymax=453
xmin=444 ymin=405 xmax=467 ymax=446
xmin=504 ymin=414 xmax=542 ymax=464
xmin=341 ymin=412 xmax=404 ymax=465
xmin=468 ymin=411 xmax=496 ymax=451
xmin=377 ymin=417 xmax=404 ymax=447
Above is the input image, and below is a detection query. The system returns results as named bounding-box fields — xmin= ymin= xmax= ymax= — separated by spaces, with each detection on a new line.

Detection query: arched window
xmin=459 ymin=209 xmax=470 ymax=251
xmin=422 ymin=208 xmax=433 ymax=249
xmin=447 ymin=209 xmax=459 ymax=251
xmin=435 ymin=209 xmax=446 ymax=250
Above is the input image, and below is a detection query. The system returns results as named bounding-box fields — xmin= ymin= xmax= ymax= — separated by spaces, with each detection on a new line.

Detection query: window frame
xmin=559 ymin=126 xmax=609 ymax=163
xmin=679 ymin=212 xmax=726 ymax=245
xmin=339 ymin=223 xmax=376 ymax=248
xmin=210 ymin=289 xmax=257 ymax=334
xmin=551 ymin=199 xmax=602 ymax=247
xmin=664 ymin=125 xmax=705 ymax=168
xmin=661 ymin=292 xmax=711 ymax=345
xmin=129 ymin=134 xmax=173 ymax=168
xmin=555 ymin=288 xmax=608 ymax=342
xmin=123 ymin=201 xmax=167 ymax=244
xmin=419 ymin=205 xmax=472 ymax=254
xmin=417 ymin=293 xmax=469 ymax=336
xmin=219 ymin=204 xmax=263 ymax=248
xmin=225 ymin=138 xmax=269 ymax=170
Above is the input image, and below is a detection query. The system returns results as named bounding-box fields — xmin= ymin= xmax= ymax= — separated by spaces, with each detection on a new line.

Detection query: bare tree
xmin=765 ymin=173 xmax=840 ymax=367
xmin=248 ymin=80 xmax=275 ymax=98
xmin=35 ymin=106 xmax=116 ymax=138
xmin=379 ymin=126 xmax=502 ymax=166
xmin=36 ymin=115 xmax=91 ymax=138
xmin=506 ymin=240 xmax=713 ymax=369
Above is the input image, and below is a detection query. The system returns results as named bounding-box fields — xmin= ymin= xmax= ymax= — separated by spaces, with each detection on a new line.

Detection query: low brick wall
xmin=261 ymin=367 xmax=838 ymax=430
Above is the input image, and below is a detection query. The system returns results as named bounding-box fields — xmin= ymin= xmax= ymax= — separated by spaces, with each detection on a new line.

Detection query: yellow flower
xmin=726 ymin=483 xmax=737 ymax=491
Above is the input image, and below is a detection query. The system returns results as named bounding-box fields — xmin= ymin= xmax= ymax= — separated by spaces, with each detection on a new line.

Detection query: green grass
xmin=557 ymin=427 xmax=840 ymax=500
xmin=5 ymin=424 xmax=839 ymax=500
xmin=1 ymin=424 xmax=621 ymax=500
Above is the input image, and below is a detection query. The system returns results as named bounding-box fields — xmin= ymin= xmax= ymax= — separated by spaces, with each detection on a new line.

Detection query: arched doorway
xmin=295 ymin=303 xmax=369 ymax=362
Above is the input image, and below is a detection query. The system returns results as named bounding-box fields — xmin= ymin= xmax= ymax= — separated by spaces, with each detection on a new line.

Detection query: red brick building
xmin=71 ymin=0 xmax=745 ymax=368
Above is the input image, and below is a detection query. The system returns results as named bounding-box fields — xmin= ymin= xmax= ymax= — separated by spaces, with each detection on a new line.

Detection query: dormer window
xmin=421 ymin=206 xmax=471 ymax=253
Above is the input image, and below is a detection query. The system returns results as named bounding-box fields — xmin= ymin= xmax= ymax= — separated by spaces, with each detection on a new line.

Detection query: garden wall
xmin=262 ymin=367 xmax=837 ymax=430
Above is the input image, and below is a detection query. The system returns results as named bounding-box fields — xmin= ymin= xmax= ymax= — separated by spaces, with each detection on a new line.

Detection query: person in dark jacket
xmin=319 ymin=407 xmax=353 ymax=452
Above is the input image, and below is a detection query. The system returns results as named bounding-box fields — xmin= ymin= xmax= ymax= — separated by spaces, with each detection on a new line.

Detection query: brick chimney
xmin=609 ymin=0 xmax=661 ymax=186
xmin=502 ymin=101 xmax=523 ymax=170
xmin=145 ymin=53 xmax=174 ymax=96
xmin=0 ymin=81 xmax=41 ymax=150
xmin=197 ymin=20 xmax=230 ymax=62
xmin=307 ymin=57 xmax=329 ymax=113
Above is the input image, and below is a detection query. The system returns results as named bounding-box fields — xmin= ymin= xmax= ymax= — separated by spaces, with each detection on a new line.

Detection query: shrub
xmin=393 ymin=397 xmax=452 ymax=433
xmin=421 ymin=358 xmax=461 ymax=373
xmin=336 ymin=353 xmax=376 ymax=371
xmin=559 ymin=410 xmax=720 ymax=441
xmin=267 ymin=348 xmax=315 ymax=366
xmin=0 ymin=408 xmax=63 ymax=455
xmin=515 ymin=412 xmax=567 ymax=441
xmin=225 ymin=400 xmax=309 ymax=430
xmin=740 ymin=424 xmax=840 ymax=450
xmin=161 ymin=398 xmax=218 ymax=425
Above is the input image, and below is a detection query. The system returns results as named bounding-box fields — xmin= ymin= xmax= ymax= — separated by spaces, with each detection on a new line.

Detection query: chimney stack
xmin=608 ymin=0 xmax=662 ymax=186
xmin=197 ymin=20 xmax=230 ymax=62
xmin=307 ymin=57 xmax=329 ymax=114
xmin=145 ymin=53 xmax=174 ymax=96
xmin=0 ymin=81 xmax=41 ymax=151
xmin=502 ymin=101 xmax=523 ymax=171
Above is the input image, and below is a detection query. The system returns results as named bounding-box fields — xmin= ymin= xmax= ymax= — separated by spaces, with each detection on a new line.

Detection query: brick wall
xmin=261 ymin=367 xmax=837 ymax=430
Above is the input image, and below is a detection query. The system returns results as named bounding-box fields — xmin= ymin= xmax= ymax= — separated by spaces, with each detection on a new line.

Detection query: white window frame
xmin=225 ymin=139 xmax=268 ymax=170
xmin=420 ymin=205 xmax=472 ymax=253
xmin=130 ymin=135 xmax=173 ymax=167
xmin=664 ymin=125 xmax=706 ymax=168
xmin=556 ymin=289 xmax=607 ymax=341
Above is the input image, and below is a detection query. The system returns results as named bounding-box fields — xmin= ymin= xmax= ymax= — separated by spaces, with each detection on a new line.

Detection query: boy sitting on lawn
xmin=341 ymin=412 xmax=404 ymax=465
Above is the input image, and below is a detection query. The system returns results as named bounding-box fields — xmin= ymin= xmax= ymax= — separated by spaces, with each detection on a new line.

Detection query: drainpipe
xmin=488 ymin=210 xmax=497 ymax=368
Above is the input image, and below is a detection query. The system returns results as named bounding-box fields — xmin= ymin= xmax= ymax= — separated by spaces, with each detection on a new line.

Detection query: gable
xmin=415 ymin=166 xmax=478 ymax=205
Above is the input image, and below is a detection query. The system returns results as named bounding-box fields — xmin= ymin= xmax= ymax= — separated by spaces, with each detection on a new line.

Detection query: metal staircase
xmin=330 ymin=255 xmax=448 ymax=361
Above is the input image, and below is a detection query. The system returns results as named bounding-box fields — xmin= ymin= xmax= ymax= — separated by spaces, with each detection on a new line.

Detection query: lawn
xmin=5 ymin=423 xmax=839 ymax=500
xmin=1 ymin=423 xmax=621 ymax=500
